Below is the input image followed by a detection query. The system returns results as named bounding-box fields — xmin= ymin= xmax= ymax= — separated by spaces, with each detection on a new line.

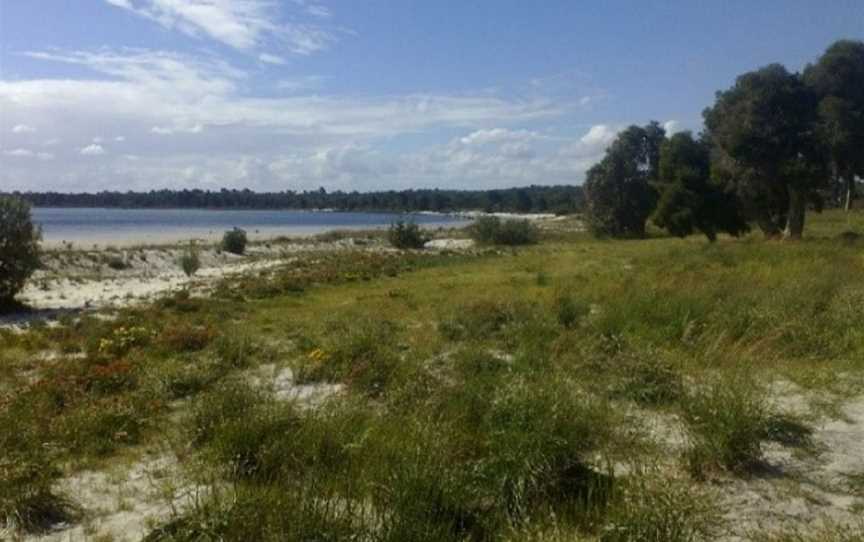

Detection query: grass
xmin=2 ymin=210 xmax=864 ymax=538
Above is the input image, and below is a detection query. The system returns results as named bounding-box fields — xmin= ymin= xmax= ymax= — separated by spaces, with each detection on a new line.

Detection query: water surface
xmin=33 ymin=207 xmax=467 ymax=247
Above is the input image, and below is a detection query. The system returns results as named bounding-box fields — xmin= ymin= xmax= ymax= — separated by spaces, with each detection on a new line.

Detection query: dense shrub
xmin=222 ymin=228 xmax=248 ymax=255
xmin=388 ymin=219 xmax=430 ymax=249
xmin=0 ymin=454 xmax=75 ymax=534
xmin=0 ymin=196 xmax=41 ymax=306
xmin=468 ymin=216 xmax=539 ymax=246
xmin=179 ymin=244 xmax=201 ymax=277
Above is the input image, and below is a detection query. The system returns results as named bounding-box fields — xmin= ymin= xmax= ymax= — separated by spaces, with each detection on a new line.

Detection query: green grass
xmin=3 ymin=210 xmax=864 ymax=538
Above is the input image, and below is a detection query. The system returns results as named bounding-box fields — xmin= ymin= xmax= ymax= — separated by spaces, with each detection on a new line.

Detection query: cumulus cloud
xmin=103 ymin=0 xmax=339 ymax=56
xmin=81 ymin=144 xmax=106 ymax=155
xmin=3 ymin=47 xmax=611 ymax=192
xmin=663 ymin=120 xmax=681 ymax=135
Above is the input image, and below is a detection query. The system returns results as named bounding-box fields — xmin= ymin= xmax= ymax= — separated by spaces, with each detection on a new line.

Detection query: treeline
xmin=7 ymin=185 xmax=583 ymax=214
xmin=585 ymin=39 xmax=864 ymax=240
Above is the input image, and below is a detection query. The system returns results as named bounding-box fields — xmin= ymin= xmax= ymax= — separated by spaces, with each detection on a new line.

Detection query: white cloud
xmin=579 ymin=124 xmax=618 ymax=147
xmin=115 ymin=136 xmax=126 ymax=142
xmin=81 ymin=144 xmax=106 ymax=156
xmin=459 ymin=128 xmax=539 ymax=146
xmin=12 ymin=124 xmax=35 ymax=133
xmin=92 ymin=136 xmax=104 ymax=143
xmin=103 ymin=0 xmax=338 ymax=56
xmin=3 ymin=148 xmax=54 ymax=160
xmin=3 ymin=47 xmax=587 ymax=192
xmin=4 ymin=148 xmax=34 ymax=157
xmin=663 ymin=120 xmax=681 ymax=135
xmin=258 ymin=53 xmax=287 ymax=65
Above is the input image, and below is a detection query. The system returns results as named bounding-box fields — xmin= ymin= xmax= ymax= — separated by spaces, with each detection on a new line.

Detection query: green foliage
xmin=388 ymin=219 xmax=430 ymax=249
xmin=601 ymin=472 xmax=716 ymax=542
xmin=179 ymin=244 xmax=201 ymax=277
xmin=703 ymin=63 xmax=828 ymax=239
xmin=296 ymin=316 xmax=402 ymax=396
xmin=221 ymin=227 xmax=248 ymax=255
xmin=469 ymin=216 xmax=540 ymax=245
xmin=0 ymin=454 xmax=75 ymax=534
xmin=584 ymin=123 xmax=665 ymax=238
xmin=681 ymin=374 xmax=771 ymax=476
xmin=0 ymin=196 xmax=41 ymax=306
xmin=803 ymin=40 xmax=864 ymax=210
xmin=651 ymin=132 xmax=749 ymax=241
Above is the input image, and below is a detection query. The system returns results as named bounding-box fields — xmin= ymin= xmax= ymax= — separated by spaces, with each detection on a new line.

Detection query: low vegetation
xmin=179 ymin=243 xmax=201 ymax=277
xmin=221 ymin=227 xmax=248 ymax=255
xmin=388 ymin=219 xmax=430 ymax=249
xmin=0 ymin=195 xmax=41 ymax=308
xmin=1 ymin=210 xmax=864 ymax=540
xmin=469 ymin=216 xmax=540 ymax=245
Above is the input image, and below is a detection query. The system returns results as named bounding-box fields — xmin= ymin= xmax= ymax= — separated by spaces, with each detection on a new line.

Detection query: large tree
xmin=651 ymin=132 xmax=749 ymax=242
xmin=803 ymin=40 xmax=864 ymax=211
xmin=584 ymin=122 xmax=666 ymax=238
xmin=703 ymin=64 xmax=828 ymax=240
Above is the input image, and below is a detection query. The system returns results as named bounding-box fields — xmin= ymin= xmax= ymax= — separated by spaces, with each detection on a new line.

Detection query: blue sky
xmin=1 ymin=1 xmax=862 ymax=193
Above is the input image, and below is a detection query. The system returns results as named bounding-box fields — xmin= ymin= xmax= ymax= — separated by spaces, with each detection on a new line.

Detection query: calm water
xmin=33 ymin=207 xmax=468 ymax=246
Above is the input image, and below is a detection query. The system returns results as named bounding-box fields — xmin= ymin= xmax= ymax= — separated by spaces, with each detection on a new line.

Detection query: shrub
xmin=161 ymin=323 xmax=216 ymax=352
xmin=602 ymin=472 xmax=716 ymax=542
xmin=388 ymin=219 xmax=430 ymax=249
xmin=469 ymin=216 xmax=539 ymax=246
xmin=0 ymin=196 xmax=41 ymax=307
xmin=222 ymin=228 xmax=248 ymax=255
xmin=681 ymin=375 xmax=775 ymax=476
xmin=0 ymin=454 xmax=75 ymax=534
xmin=106 ymin=256 xmax=130 ymax=270
xmin=179 ymin=244 xmax=201 ymax=277
xmin=555 ymin=293 xmax=589 ymax=329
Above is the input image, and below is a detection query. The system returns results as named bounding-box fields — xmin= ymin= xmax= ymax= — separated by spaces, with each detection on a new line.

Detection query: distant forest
xmin=6 ymin=185 xmax=584 ymax=214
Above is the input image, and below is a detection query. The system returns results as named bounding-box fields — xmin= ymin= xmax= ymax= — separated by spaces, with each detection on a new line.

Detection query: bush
xmin=0 ymin=454 xmax=75 ymax=534
xmin=388 ymin=219 xmax=430 ymax=249
xmin=0 ymin=196 xmax=41 ymax=306
xmin=222 ymin=228 xmax=247 ymax=255
xmin=681 ymin=375 xmax=774 ymax=476
xmin=469 ymin=216 xmax=539 ymax=246
xmin=179 ymin=244 xmax=201 ymax=277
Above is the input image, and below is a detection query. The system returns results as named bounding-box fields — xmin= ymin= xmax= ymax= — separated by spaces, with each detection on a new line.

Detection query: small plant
xmin=98 ymin=326 xmax=154 ymax=357
xmin=469 ymin=216 xmax=539 ymax=246
xmin=602 ymin=471 xmax=717 ymax=542
xmin=222 ymin=228 xmax=248 ymax=255
xmin=555 ymin=293 xmax=589 ymax=329
xmin=681 ymin=374 xmax=780 ymax=477
xmin=106 ymin=256 xmax=130 ymax=270
xmin=388 ymin=219 xmax=430 ymax=249
xmin=0 ymin=196 xmax=41 ymax=307
xmin=0 ymin=454 xmax=76 ymax=534
xmin=179 ymin=243 xmax=201 ymax=277
xmin=161 ymin=323 xmax=216 ymax=352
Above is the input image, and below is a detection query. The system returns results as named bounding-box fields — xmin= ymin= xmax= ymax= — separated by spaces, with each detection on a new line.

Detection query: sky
xmin=1 ymin=1 xmax=862 ymax=193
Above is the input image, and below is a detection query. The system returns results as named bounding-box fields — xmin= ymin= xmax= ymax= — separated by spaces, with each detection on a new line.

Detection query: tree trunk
xmin=783 ymin=187 xmax=806 ymax=240
xmin=844 ymin=174 xmax=855 ymax=212
xmin=754 ymin=208 xmax=782 ymax=239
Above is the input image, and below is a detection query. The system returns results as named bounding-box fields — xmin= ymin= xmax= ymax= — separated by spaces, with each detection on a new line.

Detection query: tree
xmin=803 ymin=40 xmax=864 ymax=211
xmin=0 ymin=196 xmax=41 ymax=306
xmin=651 ymin=132 xmax=749 ymax=241
xmin=703 ymin=64 xmax=828 ymax=240
xmin=583 ymin=122 xmax=666 ymax=238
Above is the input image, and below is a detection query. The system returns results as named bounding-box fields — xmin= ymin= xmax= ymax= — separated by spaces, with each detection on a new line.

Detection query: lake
xmin=32 ymin=207 xmax=469 ymax=247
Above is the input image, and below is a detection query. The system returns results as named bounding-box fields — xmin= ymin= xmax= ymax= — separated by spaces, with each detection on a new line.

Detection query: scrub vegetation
xmin=2 ymin=210 xmax=864 ymax=540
